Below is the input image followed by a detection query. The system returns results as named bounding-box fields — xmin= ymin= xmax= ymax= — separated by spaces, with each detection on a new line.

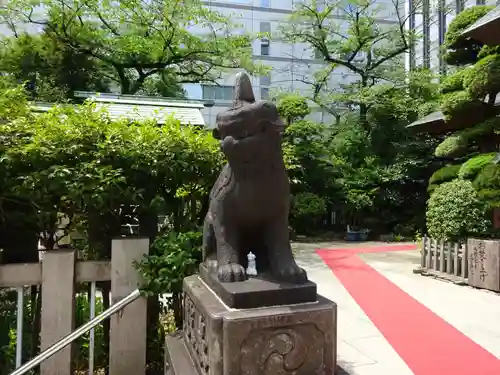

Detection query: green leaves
xmin=434 ymin=134 xmax=467 ymax=157
xmin=278 ymin=0 xmax=417 ymax=118
xmin=136 ymin=231 xmax=202 ymax=299
xmin=459 ymin=153 xmax=497 ymax=179
xmin=277 ymin=95 xmax=311 ymax=125
xmin=427 ymin=179 xmax=489 ymax=241
xmin=0 ymin=83 xmax=223 ymax=248
xmin=1 ymin=0 xmax=265 ymax=94
xmin=463 ymin=53 xmax=500 ymax=100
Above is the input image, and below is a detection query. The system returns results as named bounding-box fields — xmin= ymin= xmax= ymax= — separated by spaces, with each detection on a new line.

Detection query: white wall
xmin=191 ymin=1 xmax=403 ymax=127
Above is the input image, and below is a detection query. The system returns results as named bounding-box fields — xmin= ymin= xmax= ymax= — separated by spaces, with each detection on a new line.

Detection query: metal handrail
xmin=9 ymin=288 xmax=142 ymax=375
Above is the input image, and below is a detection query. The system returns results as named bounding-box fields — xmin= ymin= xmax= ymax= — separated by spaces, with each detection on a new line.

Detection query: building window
xmin=260 ymin=75 xmax=271 ymax=86
xmin=261 ymin=38 xmax=270 ymax=56
xmin=202 ymin=85 xmax=234 ymax=101
xmin=261 ymin=88 xmax=270 ymax=99
xmin=260 ymin=22 xmax=271 ymax=33
xmin=260 ymin=0 xmax=270 ymax=7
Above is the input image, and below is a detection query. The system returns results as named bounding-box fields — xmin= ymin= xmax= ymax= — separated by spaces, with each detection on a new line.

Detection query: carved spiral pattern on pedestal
xmin=239 ymin=323 xmax=326 ymax=375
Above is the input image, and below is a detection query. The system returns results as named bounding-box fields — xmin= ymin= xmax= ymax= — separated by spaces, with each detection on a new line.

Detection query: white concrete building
xmin=408 ymin=0 xmax=499 ymax=72
xmin=185 ymin=0 xmax=404 ymax=127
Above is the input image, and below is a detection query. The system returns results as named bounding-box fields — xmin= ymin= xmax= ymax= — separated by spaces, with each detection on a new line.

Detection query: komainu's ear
xmin=212 ymin=128 xmax=221 ymax=140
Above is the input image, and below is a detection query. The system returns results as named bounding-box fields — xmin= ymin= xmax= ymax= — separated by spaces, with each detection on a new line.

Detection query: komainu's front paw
xmin=217 ymin=263 xmax=247 ymax=282
xmin=274 ymin=264 xmax=308 ymax=284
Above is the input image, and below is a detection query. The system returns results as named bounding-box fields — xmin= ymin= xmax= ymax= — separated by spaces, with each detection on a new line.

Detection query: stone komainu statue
xmin=202 ymin=72 xmax=308 ymax=284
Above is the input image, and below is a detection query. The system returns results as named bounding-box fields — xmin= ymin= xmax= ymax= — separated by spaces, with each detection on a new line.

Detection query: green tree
xmin=0 ymin=32 xmax=113 ymax=101
xmin=1 ymin=0 xmax=264 ymax=95
xmin=279 ymin=0 xmax=417 ymax=125
xmin=0 ymin=81 xmax=224 ymax=372
xmin=427 ymin=5 xmax=500 ymax=234
xmin=278 ymin=0 xmax=441 ymax=234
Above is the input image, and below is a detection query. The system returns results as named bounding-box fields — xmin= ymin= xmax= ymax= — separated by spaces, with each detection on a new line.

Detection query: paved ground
xmin=292 ymin=241 xmax=500 ymax=375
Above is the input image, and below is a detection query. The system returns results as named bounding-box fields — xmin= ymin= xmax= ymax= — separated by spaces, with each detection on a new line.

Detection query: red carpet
xmin=317 ymin=245 xmax=500 ymax=375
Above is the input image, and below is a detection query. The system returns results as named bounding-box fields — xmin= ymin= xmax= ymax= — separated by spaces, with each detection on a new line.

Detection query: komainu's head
xmin=213 ymin=72 xmax=285 ymax=166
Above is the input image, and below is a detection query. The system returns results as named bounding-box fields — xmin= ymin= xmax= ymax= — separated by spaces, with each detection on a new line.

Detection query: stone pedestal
xmin=165 ymin=275 xmax=337 ymax=375
xmin=467 ymin=238 xmax=500 ymax=292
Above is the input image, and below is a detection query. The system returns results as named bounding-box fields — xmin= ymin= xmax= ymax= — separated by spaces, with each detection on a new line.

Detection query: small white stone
xmin=246 ymin=251 xmax=257 ymax=277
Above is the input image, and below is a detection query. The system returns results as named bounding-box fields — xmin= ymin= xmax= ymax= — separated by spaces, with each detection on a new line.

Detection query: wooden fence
xmin=0 ymin=237 xmax=149 ymax=375
xmin=420 ymin=236 xmax=468 ymax=280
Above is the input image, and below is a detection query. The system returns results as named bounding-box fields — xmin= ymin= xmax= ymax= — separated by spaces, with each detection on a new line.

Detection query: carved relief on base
xmin=183 ymin=293 xmax=210 ymax=375
xmin=239 ymin=323 xmax=326 ymax=375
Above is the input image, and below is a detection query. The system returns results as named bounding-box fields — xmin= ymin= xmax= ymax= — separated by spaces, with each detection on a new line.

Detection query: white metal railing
xmin=8 ymin=287 xmax=141 ymax=375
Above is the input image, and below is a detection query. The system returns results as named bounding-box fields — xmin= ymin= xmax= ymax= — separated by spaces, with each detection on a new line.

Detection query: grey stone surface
xmin=202 ymin=72 xmax=306 ymax=284
xmin=467 ymin=238 xmax=500 ymax=292
xmin=166 ymin=275 xmax=337 ymax=375
xmin=199 ymin=263 xmax=317 ymax=309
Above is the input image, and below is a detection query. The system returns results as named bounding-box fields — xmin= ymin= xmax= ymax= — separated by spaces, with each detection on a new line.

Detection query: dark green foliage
xmin=136 ymin=231 xmax=202 ymax=326
xmin=137 ymin=231 xmax=202 ymax=298
xmin=74 ymin=294 xmax=106 ymax=372
xmin=290 ymin=192 xmax=327 ymax=234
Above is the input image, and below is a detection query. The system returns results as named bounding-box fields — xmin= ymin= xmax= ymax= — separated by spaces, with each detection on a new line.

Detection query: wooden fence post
xmin=454 ymin=243 xmax=460 ymax=276
xmin=427 ymin=238 xmax=433 ymax=269
xmin=40 ymin=250 xmax=76 ymax=375
xmin=439 ymin=240 xmax=445 ymax=272
xmin=421 ymin=236 xmax=428 ymax=267
xmin=109 ymin=237 xmax=149 ymax=375
xmin=446 ymin=242 xmax=453 ymax=274
xmin=462 ymin=241 xmax=468 ymax=279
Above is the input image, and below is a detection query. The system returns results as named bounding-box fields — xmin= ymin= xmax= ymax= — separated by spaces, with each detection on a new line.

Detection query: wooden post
xmin=426 ymin=238 xmax=432 ymax=269
xmin=454 ymin=243 xmax=460 ymax=276
xmin=421 ymin=236 xmax=428 ymax=267
xmin=440 ymin=240 xmax=445 ymax=272
xmin=462 ymin=241 xmax=468 ymax=279
xmin=433 ymin=239 xmax=439 ymax=270
xmin=446 ymin=242 xmax=453 ymax=274
xmin=109 ymin=237 xmax=148 ymax=375
xmin=40 ymin=250 xmax=76 ymax=375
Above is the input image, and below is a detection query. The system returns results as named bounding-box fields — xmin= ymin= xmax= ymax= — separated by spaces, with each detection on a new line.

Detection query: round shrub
xmin=426 ymin=179 xmax=489 ymax=241
xmin=440 ymin=90 xmax=482 ymax=120
xmin=434 ymin=134 xmax=467 ymax=157
xmin=463 ymin=54 xmax=500 ymax=99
